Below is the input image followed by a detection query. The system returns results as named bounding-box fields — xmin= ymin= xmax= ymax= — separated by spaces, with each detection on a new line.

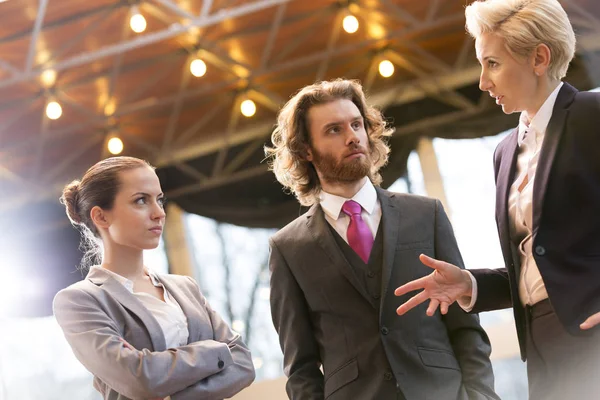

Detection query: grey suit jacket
xmin=269 ymin=189 xmax=498 ymax=400
xmin=53 ymin=267 xmax=255 ymax=400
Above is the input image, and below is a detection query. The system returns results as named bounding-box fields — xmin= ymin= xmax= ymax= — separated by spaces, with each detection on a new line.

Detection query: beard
xmin=311 ymin=144 xmax=371 ymax=184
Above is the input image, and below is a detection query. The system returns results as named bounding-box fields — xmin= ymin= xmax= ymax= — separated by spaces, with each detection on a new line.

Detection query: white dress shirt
xmin=319 ymin=178 xmax=382 ymax=243
xmin=92 ymin=266 xmax=190 ymax=349
xmin=460 ymin=82 xmax=564 ymax=310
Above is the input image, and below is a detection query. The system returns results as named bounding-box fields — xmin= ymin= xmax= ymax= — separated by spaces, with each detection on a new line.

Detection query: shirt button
xmin=218 ymin=360 xmax=225 ymax=369
xmin=535 ymin=245 xmax=546 ymax=256
xmin=372 ymin=293 xmax=380 ymax=300
xmin=384 ymin=372 xmax=393 ymax=381
xmin=367 ymin=271 xmax=375 ymax=278
xmin=381 ymin=327 xmax=389 ymax=335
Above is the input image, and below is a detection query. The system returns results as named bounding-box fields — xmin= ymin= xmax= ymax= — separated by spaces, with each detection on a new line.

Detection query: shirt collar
xmin=319 ymin=179 xmax=377 ymax=221
xmin=518 ymin=81 xmax=564 ymax=146
xmin=88 ymin=265 xmax=162 ymax=293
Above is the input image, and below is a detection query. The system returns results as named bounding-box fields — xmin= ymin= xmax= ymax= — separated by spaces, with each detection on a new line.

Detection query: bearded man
xmin=264 ymin=79 xmax=499 ymax=400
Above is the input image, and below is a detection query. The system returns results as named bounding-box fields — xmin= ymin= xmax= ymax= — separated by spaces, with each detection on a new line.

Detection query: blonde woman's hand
xmin=394 ymin=254 xmax=473 ymax=316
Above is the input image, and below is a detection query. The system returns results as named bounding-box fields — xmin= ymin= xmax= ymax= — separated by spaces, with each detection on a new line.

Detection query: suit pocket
xmin=396 ymin=240 xmax=433 ymax=251
xmin=324 ymin=358 xmax=358 ymax=399
xmin=418 ymin=347 xmax=461 ymax=371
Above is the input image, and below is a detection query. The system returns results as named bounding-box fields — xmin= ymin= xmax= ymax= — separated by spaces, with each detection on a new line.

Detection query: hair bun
xmin=60 ymin=180 xmax=82 ymax=225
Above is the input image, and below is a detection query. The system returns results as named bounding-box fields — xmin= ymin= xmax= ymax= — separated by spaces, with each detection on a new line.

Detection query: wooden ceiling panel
xmin=0 ymin=0 xmax=38 ymax=40
xmin=3 ymin=100 xmax=45 ymax=145
xmin=0 ymin=37 xmax=31 ymax=73
xmin=40 ymin=6 xmax=130 ymax=64
xmin=1 ymin=0 xmax=599 ymax=212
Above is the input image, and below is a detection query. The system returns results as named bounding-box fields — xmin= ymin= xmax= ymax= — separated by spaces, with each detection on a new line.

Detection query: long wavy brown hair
xmin=265 ymin=79 xmax=393 ymax=206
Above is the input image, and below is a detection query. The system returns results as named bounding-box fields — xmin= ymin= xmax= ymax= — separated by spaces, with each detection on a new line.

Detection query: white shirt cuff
xmin=457 ymin=270 xmax=478 ymax=312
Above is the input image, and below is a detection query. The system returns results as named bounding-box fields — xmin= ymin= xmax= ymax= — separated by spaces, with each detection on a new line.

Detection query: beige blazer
xmin=53 ymin=267 xmax=255 ymax=400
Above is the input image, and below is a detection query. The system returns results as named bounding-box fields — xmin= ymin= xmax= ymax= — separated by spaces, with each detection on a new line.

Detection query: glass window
xmin=431 ymin=133 xmax=528 ymax=399
xmin=185 ymin=214 xmax=282 ymax=381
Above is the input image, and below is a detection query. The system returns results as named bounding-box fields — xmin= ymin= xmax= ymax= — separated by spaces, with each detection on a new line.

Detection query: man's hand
xmin=580 ymin=311 xmax=600 ymax=330
xmin=394 ymin=254 xmax=473 ymax=316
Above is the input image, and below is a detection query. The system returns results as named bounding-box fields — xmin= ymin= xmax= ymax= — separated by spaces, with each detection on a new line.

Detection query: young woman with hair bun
xmin=54 ymin=156 xmax=255 ymax=400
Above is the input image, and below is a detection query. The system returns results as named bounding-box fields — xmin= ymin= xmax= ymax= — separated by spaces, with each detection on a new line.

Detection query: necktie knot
xmin=342 ymin=200 xmax=362 ymax=216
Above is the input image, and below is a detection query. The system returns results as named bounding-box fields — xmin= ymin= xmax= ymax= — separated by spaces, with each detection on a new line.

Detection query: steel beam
xmin=0 ymin=0 xmax=291 ymax=89
xmin=260 ymin=2 xmax=287 ymax=69
xmin=152 ymin=0 xmax=196 ymax=20
xmin=315 ymin=10 xmax=343 ymax=81
xmin=25 ymin=0 xmax=49 ymax=72
xmin=166 ymin=164 xmax=268 ymax=198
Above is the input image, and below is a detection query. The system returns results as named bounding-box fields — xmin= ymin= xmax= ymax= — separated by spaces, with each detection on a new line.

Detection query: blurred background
xmin=1 ymin=0 xmax=599 ymax=398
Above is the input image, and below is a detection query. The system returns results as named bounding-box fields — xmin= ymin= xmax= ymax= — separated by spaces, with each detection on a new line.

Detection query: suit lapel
xmin=377 ymin=188 xmax=401 ymax=318
xmin=495 ymin=128 xmax=519 ymax=262
xmin=532 ymin=83 xmax=576 ymax=232
xmin=159 ymin=276 xmax=202 ymax=344
xmin=88 ymin=269 xmax=167 ymax=351
xmin=305 ymin=204 xmax=374 ymax=306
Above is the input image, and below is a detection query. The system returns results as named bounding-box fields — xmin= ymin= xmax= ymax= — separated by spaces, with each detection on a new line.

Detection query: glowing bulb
xmin=378 ymin=60 xmax=394 ymax=78
xmin=107 ymin=137 xmax=124 ymax=155
xmin=343 ymin=15 xmax=359 ymax=34
xmin=40 ymin=69 xmax=56 ymax=87
xmin=130 ymin=11 xmax=147 ymax=33
xmin=45 ymin=101 xmax=62 ymax=120
xmin=190 ymin=59 xmax=207 ymax=77
xmin=240 ymin=99 xmax=256 ymax=117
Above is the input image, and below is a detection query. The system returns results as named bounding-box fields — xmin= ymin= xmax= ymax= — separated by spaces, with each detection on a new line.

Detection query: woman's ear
xmin=90 ymin=206 xmax=110 ymax=230
xmin=533 ymin=43 xmax=552 ymax=76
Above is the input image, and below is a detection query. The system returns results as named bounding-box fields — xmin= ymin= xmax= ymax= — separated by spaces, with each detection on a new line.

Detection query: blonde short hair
xmin=265 ymin=79 xmax=393 ymax=207
xmin=465 ymin=0 xmax=576 ymax=80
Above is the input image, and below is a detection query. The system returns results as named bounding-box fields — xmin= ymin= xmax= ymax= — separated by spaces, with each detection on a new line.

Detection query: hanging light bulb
xmin=40 ymin=69 xmax=56 ymax=88
xmin=107 ymin=137 xmax=124 ymax=155
xmin=129 ymin=7 xmax=147 ymax=33
xmin=378 ymin=60 xmax=395 ymax=78
xmin=343 ymin=15 xmax=359 ymax=34
xmin=46 ymin=101 xmax=62 ymax=120
xmin=240 ymin=99 xmax=256 ymax=117
xmin=190 ymin=59 xmax=207 ymax=77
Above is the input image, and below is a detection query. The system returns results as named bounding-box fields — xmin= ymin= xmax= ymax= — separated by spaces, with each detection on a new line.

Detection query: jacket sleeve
xmin=269 ymin=238 xmax=325 ymax=400
xmin=53 ymin=287 xmax=234 ymax=400
xmin=433 ymin=200 xmax=500 ymax=400
xmin=167 ymin=277 xmax=256 ymax=400
xmin=469 ymin=268 xmax=512 ymax=313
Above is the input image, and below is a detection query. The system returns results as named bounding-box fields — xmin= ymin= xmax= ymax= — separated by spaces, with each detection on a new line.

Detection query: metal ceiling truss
xmin=2 ymin=0 xmax=600 ymax=213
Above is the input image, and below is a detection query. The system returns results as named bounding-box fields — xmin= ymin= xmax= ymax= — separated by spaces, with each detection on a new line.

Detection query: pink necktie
xmin=342 ymin=200 xmax=374 ymax=263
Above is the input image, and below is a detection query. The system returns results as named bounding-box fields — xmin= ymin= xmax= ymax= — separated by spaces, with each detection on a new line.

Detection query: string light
xmin=45 ymin=101 xmax=62 ymax=120
xmin=107 ymin=137 xmax=124 ymax=155
xmin=240 ymin=99 xmax=256 ymax=117
xmin=40 ymin=69 xmax=56 ymax=87
xmin=342 ymin=15 xmax=359 ymax=34
xmin=190 ymin=59 xmax=207 ymax=77
xmin=378 ymin=60 xmax=395 ymax=78
xmin=129 ymin=7 xmax=147 ymax=33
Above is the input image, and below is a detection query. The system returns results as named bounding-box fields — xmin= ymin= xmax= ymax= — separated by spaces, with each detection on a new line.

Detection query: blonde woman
xmin=54 ymin=156 xmax=255 ymax=400
xmin=395 ymin=1 xmax=600 ymax=398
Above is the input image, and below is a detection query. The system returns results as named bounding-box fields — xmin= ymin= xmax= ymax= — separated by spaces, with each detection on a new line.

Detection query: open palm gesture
xmin=394 ymin=254 xmax=473 ymax=316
